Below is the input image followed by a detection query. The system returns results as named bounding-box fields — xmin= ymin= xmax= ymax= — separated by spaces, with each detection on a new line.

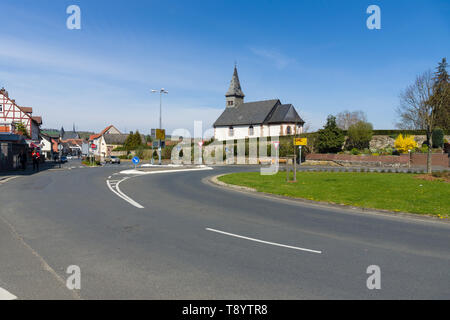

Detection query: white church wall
xmin=214 ymin=123 xmax=303 ymax=141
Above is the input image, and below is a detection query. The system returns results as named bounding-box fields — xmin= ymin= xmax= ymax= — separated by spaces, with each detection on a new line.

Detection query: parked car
xmin=105 ymin=156 xmax=121 ymax=164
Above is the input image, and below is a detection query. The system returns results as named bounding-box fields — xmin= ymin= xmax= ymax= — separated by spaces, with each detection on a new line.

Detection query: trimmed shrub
xmin=432 ymin=128 xmax=444 ymax=148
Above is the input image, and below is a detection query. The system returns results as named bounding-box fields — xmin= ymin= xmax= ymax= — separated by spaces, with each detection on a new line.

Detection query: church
xmin=213 ymin=67 xmax=305 ymax=141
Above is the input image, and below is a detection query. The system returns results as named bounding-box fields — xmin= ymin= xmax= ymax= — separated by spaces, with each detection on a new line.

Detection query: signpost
xmin=58 ymin=144 xmax=63 ymax=168
xmin=293 ymin=138 xmax=307 ymax=146
xmin=293 ymin=138 xmax=307 ymax=166
xmin=89 ymin=144 xmax=97 ymax=166
xmin=152 ymin=129 xmax=166 ymax=165
xmin=272 ymin=141 xmax=280 ymax=166
xmin=198 ymin=141 xmax=204 ymax=164
xmin=156 ymin=129 xmax=165 ymax=140
xmin=132 ymin=156 xmax=140 ymax=169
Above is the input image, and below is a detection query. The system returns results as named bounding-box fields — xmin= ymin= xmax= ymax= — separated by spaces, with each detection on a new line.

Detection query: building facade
xmin=213 ymin=67 xmax=305 ymax=141
xmin=0 ymin=88 xmax=42 ymax=141
xmin=89 ymin=125 xmax=142 ymax=160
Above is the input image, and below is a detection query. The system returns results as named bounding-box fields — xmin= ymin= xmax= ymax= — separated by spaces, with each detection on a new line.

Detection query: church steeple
xmin=225 ymin=65 xmax=245 ymax=108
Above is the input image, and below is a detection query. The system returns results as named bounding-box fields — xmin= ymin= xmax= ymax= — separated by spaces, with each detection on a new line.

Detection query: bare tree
xmin=302 ymin=122 xmax=312 ymax=133
xmin=336 ymin=110 xmax=367 ymax=130
xmin=397 ymin=70 xmax=449 ymax=173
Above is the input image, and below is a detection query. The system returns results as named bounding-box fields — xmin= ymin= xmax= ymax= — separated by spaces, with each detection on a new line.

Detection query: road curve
xmin=0 ymin=164 xmax=449 ymax=299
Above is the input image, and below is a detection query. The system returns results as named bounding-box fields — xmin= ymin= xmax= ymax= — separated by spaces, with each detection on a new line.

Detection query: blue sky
xmin=1 ymin=0 xmax=449 ymax=135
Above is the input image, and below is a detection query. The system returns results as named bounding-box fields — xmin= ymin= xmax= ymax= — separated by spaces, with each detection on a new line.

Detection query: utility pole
xmin=151 ymin=88 xmax=168 ymax=165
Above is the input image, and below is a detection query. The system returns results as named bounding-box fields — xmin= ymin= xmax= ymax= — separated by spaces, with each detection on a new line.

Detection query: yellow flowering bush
xmin=394 ymin=134 xmax=417 ymax=153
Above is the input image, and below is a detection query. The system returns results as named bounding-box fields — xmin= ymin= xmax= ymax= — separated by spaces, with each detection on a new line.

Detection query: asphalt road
xmin=0 ymin=160 xmax=449 ymax=299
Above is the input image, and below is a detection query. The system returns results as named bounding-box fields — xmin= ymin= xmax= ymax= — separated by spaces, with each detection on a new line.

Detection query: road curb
xmin=207 ymin=174 xmax=450 ymax=225
xmin=0 ymin=176 xmax=19 ymax=185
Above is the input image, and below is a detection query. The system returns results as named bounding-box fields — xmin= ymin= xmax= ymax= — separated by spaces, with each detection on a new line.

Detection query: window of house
xmin=0 ymin=104 xmax=2 ymax=112
xmin=229 ymin=126 xmax=234 ymax=136
xmin=286 ymin=126 xmax=292 ymax=135
xmin=248 ymin=125 xmax=254 ymax=136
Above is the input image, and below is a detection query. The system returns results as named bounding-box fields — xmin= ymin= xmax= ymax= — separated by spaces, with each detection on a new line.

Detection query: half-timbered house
xmin=0 ymin=87 xmax=42 ymax=141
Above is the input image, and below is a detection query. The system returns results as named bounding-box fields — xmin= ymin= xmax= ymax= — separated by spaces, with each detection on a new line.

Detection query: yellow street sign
xmin=294 ymin=138 xmax=307 ymax=146
xmin=156 ymin=129 xmax=165 ymax=140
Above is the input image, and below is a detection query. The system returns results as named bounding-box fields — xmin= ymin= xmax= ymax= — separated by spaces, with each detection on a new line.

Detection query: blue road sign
xmin=132 ymin=156 xmax=140 ymax=165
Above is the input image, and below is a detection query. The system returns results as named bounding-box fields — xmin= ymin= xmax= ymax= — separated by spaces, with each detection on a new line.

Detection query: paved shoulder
xmin=0 ymin=215 xmax=79 ymax=300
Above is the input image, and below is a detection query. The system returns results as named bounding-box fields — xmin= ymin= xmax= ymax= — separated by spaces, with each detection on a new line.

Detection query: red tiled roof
xmin=21 ymin=107 xmax=33 ymax=113
xmin=89 ymin=125 xmax=114 ymax=141
xmin=31 ymin=116 xmax=42 ymax=125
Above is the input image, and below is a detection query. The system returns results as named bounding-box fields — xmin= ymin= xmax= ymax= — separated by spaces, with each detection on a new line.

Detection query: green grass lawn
xmin=218 ymin=172 xmax=450 ymax=217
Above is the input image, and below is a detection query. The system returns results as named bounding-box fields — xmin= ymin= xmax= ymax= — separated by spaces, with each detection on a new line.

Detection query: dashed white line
xmin=0 ymin=287 xmax=17 ymax=300
xmin=206 ymin=228 xmax=322 ymax=254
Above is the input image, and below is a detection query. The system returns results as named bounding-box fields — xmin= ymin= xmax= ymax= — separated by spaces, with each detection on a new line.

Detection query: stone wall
xmin=306 ymin=153 xmax=449 ymax=168
xmin=369 ymin=135 xmax=450 ymax=150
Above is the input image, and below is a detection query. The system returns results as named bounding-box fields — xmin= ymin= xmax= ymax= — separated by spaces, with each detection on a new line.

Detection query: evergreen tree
xmin=124 ymin=130 xmax=143 ymax=151
xmin=317 ymin=115 xmax=345 ymax=153
xmin=433 ymin=58 xmax=450 ymax=130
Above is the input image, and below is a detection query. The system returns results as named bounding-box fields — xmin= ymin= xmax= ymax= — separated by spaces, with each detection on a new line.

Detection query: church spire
xmin=225 ymin=65 xmax=245 ymax=108
xmin=226 ymin=66 xmax=245 ymax=98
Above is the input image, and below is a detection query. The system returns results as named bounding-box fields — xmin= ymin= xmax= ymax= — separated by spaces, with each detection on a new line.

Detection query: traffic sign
xmin=156 ymin=129 xmax=165 ymax=140
xmin=90 ymin=144 xmax=97 ymax=150
xmin=198 ymin=141 xmax=204 ymax=147
xmin=273 ymin=141 xmax=280 ymax=150
xmin=294 ymin=138 xmax=307 ymax=146
xmin=132 ymin=156 xmax=140 ymax=165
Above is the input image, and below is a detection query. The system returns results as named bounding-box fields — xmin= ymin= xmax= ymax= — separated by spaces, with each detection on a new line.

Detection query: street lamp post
xmin=151 ymin=88 xmax=168 ymax=165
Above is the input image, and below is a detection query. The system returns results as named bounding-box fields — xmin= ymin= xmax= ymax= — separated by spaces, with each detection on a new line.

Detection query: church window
xmin=286 ymin=126 xmax=292 ymax=135
xmin=228 ymin=101 xmax=233 ymax=106
xmin=228 ymin=126 xmax=234 ymax=136
xmin=248 ymin=126 xmax=254 ymax=136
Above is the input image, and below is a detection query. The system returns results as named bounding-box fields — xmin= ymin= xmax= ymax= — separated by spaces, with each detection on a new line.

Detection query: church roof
xmin=267 ymin=104 xmax=305 ymax=124
xmin=214 ymin=100 xmax=304 ymax=127
xmin=225 ymin=66 xmax=245 ymax=98
xmin=62 ymin=131 xmax=80 ymax=140
xmin=214 ymin=99 xmax=278 ymax=126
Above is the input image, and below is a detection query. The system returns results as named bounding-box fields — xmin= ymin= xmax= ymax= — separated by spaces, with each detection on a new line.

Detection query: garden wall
xmin=369 ymin=135 xmax=450 ymax=149
xmin=306 ymin=153 xmax=449 ymax=168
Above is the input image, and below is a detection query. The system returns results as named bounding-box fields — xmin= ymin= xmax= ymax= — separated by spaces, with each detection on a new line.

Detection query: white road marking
xmin=206 ymin=228 xmax=322 ymax=254
xmin=106 ymin=166 xmax=214 ymax=208
xmin=120 ymin=166 xmax=213 ymax=175
xmin=106 ymin=178 xmax=144 ymax=209
xmin=0 ymin=287 xmax=17 ymax=300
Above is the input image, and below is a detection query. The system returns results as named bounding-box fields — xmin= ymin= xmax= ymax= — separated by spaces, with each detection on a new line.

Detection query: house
xmin=89 ymin=125 xmax=142 ymax=160
xmin=39 ymin=129 xmax=61 ymax=159
xmin=213 ymin=67 xmax=305 ymax=141
xmin=61 ymin=127 xmax=83 ymax=156
xmin=0 ymin=87 xmax=43 ymax=141
xmin=40 ymin=133 xmax=54 ymax=160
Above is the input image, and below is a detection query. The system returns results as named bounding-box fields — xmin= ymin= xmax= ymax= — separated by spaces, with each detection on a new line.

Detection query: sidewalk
xmin=0 ymin=161 xmax=62 ymax=181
